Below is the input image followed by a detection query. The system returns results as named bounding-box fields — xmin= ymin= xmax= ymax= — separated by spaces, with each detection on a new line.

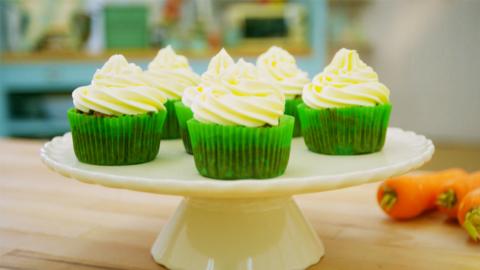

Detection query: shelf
xmin=0 ymin=44 xmax=316 ymax=89
xmin=9 ymin=119 xmax=69 ymax=137
xmin=0 ymin=45 xmax=312 ymax=64
xmin=328 ymin=0 xmax=372 ymax=6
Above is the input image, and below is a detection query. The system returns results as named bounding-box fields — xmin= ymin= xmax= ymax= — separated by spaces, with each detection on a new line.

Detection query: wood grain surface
xmin=0 ymin=139 xmax=479 ymax=270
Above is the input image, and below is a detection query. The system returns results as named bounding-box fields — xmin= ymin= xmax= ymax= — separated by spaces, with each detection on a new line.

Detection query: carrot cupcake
xmin=176 ymin=48 xmax=235 ymax=154
xmin=144 ymin=46 xmax=200 ymax=139
xmin=188 ymin=59 xmax=294 ymax=179
xmin=68 ymin=55 xmax=167 ymax=165
xmin=298 ymin=48 xmax=391 ymax=155
xmin=257 ymin=46 xmax=309 ymax=137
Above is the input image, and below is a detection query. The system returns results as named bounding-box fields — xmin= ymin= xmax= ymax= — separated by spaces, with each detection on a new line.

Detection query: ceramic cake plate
xmin=41 ymin=128 xmax=434 ymax=270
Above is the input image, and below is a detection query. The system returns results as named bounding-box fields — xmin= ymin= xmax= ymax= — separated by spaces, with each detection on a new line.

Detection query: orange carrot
xmin=457 ymin=188 xmax=480 ymax=241
xmin=422 ymin=169 xmax=468 ymax=208
xmin=377 ymin=168 xmax=467 ymax=220
xmin=377 ymin=175 xmax=429 ymax=219
xmin=436 ymin=172 xmax=480 ymax=218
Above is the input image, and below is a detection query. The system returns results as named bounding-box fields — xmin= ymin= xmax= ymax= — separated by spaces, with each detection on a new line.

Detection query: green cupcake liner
xmin=187 ymin=115 xmax=294 ymax=180
xmin=174 ymin=101 xmax=194 ymax=154
xmin=162 ymin=99 xmax=181 ymax=139
xmin=67 ymin=108 xmax=167 ymax=165
xmin=285 ymin=97 xmax=303 ymax=137
xmin=298 ymin=103 xmax=392 ymax=155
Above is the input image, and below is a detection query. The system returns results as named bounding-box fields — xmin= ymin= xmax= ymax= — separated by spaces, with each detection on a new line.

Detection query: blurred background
xmin=0 ymin=0 xmax=479 ymax=169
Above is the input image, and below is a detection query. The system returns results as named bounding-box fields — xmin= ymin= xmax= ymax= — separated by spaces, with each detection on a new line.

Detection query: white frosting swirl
xmin=182 ymin=85 xmax=207 ymax=108
xmin=201 ymin=48 xmax=235 ymax=83
xmin=73 ymin=55 xmax=167 ymax=115
xmin=302 ymin=48 xmax=390 ymax=109
xmin=144 ymin=46 xmax=200 ymax=100
xmin=191 ymin=59 xmax=285 ymax=127
xmin=257 ymin=46 xmax=310 ymax=99
xmin=182 ymin=49 xmax=235 ymax=108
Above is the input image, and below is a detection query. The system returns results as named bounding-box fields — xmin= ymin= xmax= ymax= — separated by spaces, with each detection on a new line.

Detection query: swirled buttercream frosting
xmin=182 ymin=49 xmax=235 ymax=108
xmin=257 ymin=46 xmax=309 ymax=99
xmin=143 ymin=46 xmax=200 ymax=100
xmin=191 ymin=59 xmax=285 ymax=127
xmin=73 ymin=55 xmax=167 ymax=115
xmin=302 ymin=48 xmax=390 ymax=109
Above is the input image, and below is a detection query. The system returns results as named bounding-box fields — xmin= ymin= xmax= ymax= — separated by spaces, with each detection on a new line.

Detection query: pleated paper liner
xmin=174 ymin=101 xmax=194 ymax=154
xmin=285 ymin=97 xmax=303 ymax=137
xmin=67 ymin=108 xmax=167 ymax=165
xmin=187 ymin=115 xmax=295 ymax=180
xmin=298 ymin=103 xmax=392 ymax=155
xmin=162 ymin=99 xmax=181 ymax=139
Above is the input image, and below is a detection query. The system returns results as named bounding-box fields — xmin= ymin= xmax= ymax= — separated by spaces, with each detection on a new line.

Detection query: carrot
xmin=436 ymin=172 xmax=480 ymax=218
xmin=377 ymin=168 xmax=467 ymax=220
xmin=422 ymin=169 xmax=468 ymax=208
xmin=457 ymin=188 xmax=480 ymax=241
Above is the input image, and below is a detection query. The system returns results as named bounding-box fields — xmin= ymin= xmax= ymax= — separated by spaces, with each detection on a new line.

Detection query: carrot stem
xmin=437 ymin=189 xmax=457 ymax=209
xmin=464 ymin=208 xmax=480 ymax=241
xmin=380 ymin=188 xmax=397 ymax=210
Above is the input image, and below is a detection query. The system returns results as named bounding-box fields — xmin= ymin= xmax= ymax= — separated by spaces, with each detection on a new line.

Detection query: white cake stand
xmin=41 ymin=128 xmax=434 ymax=270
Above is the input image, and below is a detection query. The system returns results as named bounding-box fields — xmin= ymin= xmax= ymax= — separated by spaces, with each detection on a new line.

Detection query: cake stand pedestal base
xmin=151 ymin=196 xmax=324 ymax=270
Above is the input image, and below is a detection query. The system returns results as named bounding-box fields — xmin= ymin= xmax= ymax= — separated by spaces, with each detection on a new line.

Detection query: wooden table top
xmin=0 ymin=138 xmax=479 ymax=270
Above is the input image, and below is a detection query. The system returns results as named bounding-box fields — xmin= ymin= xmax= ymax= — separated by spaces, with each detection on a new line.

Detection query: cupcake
xmin=298 ymin=48 xmax=391 ymax=155
xmin=188 ymin=59 xmax=294 ymax=180
xmin=144 ymin=46 xmax=200 ymax=139
xmin=176 ymin=48 xmax=235 ymax=154
xmin=68 ymin=55 xmax=167 ymax=165
xmin=257 ymin=46 xmax=309 ymax=137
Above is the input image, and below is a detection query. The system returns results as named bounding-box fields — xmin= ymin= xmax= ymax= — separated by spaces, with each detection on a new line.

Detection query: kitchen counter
xmin=0 ymin=138 xmax=479 ymax=269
